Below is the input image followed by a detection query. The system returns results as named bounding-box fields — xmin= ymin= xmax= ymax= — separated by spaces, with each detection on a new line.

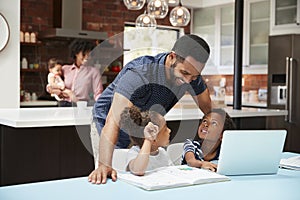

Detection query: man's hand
xmin=88 ymin=164 xmax=117 ymax=184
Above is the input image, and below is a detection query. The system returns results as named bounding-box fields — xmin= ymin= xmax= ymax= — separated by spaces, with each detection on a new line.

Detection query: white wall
xmin=0 ymin=0 xmax=20 ymax=108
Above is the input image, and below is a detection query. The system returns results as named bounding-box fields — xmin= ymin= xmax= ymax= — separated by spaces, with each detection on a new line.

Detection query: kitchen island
xmin=0 ymin=106 xmax=286 ymax=128
xmin=0 ymin=106 xmax=287 ymax=186
xmin=20 ymin=100 xmax=58 ymax=107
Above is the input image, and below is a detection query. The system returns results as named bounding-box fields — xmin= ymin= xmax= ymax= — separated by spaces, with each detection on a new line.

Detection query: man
xmin=88 ymin=34 xmax=212 ymax=184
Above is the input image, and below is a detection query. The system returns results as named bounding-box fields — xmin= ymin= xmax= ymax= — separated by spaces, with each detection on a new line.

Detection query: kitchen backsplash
xmin=203 ymin=74 xmax=268 ymax=97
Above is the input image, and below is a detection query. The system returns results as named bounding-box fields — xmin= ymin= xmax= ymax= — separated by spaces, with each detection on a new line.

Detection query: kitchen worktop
xmin=0 ymin=105 xmax=287 ymax=128
xmin=224 ymin=95 xmax=267 ymax=108
xmin=20 ymin=100 xmax=58 ymax=107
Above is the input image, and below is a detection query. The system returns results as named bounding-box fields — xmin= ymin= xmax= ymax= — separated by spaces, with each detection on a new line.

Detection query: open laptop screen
xmin=217 ymin=130 xmax=287 ymax=176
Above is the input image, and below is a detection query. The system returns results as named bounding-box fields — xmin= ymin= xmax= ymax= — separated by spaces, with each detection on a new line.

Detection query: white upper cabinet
xmin=193 ymin=7 xmax=216 ymax=68
xmin=220 ymin=5 xmax=235 ymax=67
xmin=246 ymin=0 xmax=270 ymax=67
xmin=270 ymin=0 xmax=300 ymax=35
xmin=192 ymin=0 xmax=269 ymax=75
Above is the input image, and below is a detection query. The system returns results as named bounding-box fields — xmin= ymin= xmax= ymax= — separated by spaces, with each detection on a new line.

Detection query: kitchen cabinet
xmin=0 ymin=125 xmax=94 ymax=186
xmin=20 ymin=42 xmax=47 ymax=95
xmin=20 ymin=42 xmax=42 ymax=70
xmin=270 ymin=0 xmax=300 ymax=35
xmin=192 ymin=0 xmax=270 ymax=75
xmin=246 ymin=0 xmax=270 ymax=66
xmin=220 ymin=5 xmax=234 ymax=67
xmin=193 ymin=7 xmax=216 ymax=67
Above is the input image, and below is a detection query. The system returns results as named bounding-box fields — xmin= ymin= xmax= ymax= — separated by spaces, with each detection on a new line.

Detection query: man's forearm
xmin=98 ymin=124 xmax=118 ymax=168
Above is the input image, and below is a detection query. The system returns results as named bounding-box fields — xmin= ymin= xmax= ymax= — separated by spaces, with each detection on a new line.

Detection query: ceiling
xmin=182 ymin=0 xmax=234 ymax=8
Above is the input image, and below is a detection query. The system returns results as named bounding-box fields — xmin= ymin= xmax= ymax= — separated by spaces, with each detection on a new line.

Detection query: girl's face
xmin=75 ymin=51 xmax=90 ymax=66
xmin=50 ymin=64 xmax=62 ymax=76
xmin=198 ymin=112 xmax=225 ymax=142
xmin=155 ymin=116 xmax=171 ymax=147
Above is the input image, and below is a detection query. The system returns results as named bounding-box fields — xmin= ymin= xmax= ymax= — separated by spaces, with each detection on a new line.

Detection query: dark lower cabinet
xmin=267 ymin=116 xmax=300 ymax=153
xmin=0 ymin=125 xmax=94 ymax=186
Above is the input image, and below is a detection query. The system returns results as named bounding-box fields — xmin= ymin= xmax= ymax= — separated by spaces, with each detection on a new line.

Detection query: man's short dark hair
xmin=171 ymin=34 xmax=210 ymax=63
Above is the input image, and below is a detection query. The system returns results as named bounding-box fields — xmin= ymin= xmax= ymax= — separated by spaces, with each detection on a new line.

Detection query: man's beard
xmin=168 ymin=63 xmax=176 ymax=85
xmin=170 ymin=62 xmax=186 ymax=86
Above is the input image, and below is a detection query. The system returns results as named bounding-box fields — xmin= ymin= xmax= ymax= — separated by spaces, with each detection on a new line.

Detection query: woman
xmin=47 ymin=39 xmax=103 ymax=107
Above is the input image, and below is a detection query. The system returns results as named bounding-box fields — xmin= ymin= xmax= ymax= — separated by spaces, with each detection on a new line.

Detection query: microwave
xmin=271 ymin=86 xmax=287 ymax=105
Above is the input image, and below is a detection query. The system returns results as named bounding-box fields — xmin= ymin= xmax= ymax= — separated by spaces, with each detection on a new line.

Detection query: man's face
xmin=171 ymin=56 xmax=205 ymax=86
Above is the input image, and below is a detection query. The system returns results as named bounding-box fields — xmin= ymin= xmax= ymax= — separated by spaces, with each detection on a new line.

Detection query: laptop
xmin=217 ymin=130 xmax=287 ymax=176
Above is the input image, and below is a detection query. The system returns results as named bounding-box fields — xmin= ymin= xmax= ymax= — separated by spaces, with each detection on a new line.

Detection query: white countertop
xmin=165 ymin=105 xmax=287 ymax=121
xmin=0 ymin=105 xmax=287 ymax=128
xmin=0 ymin=107 xmax=93 ymax=128
xmin=224 ymin=95 xmax=267 ymax=108
xmin=20 ymin=100 xmax=58 ymax=107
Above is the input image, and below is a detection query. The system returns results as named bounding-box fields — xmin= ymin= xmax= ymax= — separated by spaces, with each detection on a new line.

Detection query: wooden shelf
xmin=102 ymin=71 xmax=119 ymax=76
xmin=21 ymin=68 xmax=47 ymax=73
xmin=20 ymin=41 xmax=42 ymax=46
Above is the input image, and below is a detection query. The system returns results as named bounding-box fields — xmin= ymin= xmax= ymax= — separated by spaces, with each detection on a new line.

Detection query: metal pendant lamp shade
xmin=169 ymin=3 xmax=190 ymax=26
xmin=147 ymin=0 xmax=169 ymax=19
xmin=135 ymin=10 xmax=157 ymax=28
xmin=123 ymin=0 xmax=146 ymax=10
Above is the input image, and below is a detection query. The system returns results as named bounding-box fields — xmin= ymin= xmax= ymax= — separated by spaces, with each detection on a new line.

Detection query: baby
xmin=47 ymin=58 xmax=74 ymax=101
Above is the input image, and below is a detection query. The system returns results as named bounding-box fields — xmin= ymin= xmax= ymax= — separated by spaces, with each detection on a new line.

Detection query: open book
xmin=280 ymin=156 xmax=300 ymax=170
xmin=118 ymin=165 xmax=230 ymax=191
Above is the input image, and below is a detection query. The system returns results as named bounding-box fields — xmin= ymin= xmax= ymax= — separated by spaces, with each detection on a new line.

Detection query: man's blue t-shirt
xmin=93 ymin=53 xmax=207 ymax=148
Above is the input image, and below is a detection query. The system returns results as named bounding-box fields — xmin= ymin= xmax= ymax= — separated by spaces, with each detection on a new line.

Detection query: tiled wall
xmin=203 ymin=74 xmax=268 ymax=96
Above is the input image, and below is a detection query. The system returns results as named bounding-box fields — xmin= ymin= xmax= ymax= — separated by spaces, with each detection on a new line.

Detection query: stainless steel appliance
xmin=39 ymin=0 xmax=107 ymax=40
xmin=267 ymin=34 xmax=300 ymax=153
xmin=270 ymin=86 xmax=286 ymax=105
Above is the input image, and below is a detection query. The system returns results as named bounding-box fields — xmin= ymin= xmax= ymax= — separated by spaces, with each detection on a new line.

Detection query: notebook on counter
xmin=217 ymin=130 xmax=287 ymax=176
xmin=118 ymin=165 xmax=230 ymax=191
xmin=280 ymin=156 xmax=300 ymax=170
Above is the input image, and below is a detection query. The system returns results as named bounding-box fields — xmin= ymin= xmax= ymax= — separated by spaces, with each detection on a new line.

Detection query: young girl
xmin=181 ymin=108 xmax=236 ymax=171
xmin=47 ymin=58 xmax=75 ymax=101
xmin=119 ymin=106 xmax=173 ymax=176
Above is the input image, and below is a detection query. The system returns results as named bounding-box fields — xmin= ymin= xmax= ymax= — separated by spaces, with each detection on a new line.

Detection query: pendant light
xmin=169 ymin=0 xmax=190 ymax=26
xmin=123 ymin=0 xmax=146 ymax=10
xmin=135 ymin=10 xmax=157 ymax=28
xmin=167 ymin=0 xmax=179 ymax=7
xmin=147 ymin=0 xmax=169 ymax=19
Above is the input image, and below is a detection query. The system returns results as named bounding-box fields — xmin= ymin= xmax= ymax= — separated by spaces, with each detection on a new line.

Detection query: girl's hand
xmin=201 ymin=161 xmax=217 ymax=172
xmin=144 ymin=122 xmax=159 ymax=142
